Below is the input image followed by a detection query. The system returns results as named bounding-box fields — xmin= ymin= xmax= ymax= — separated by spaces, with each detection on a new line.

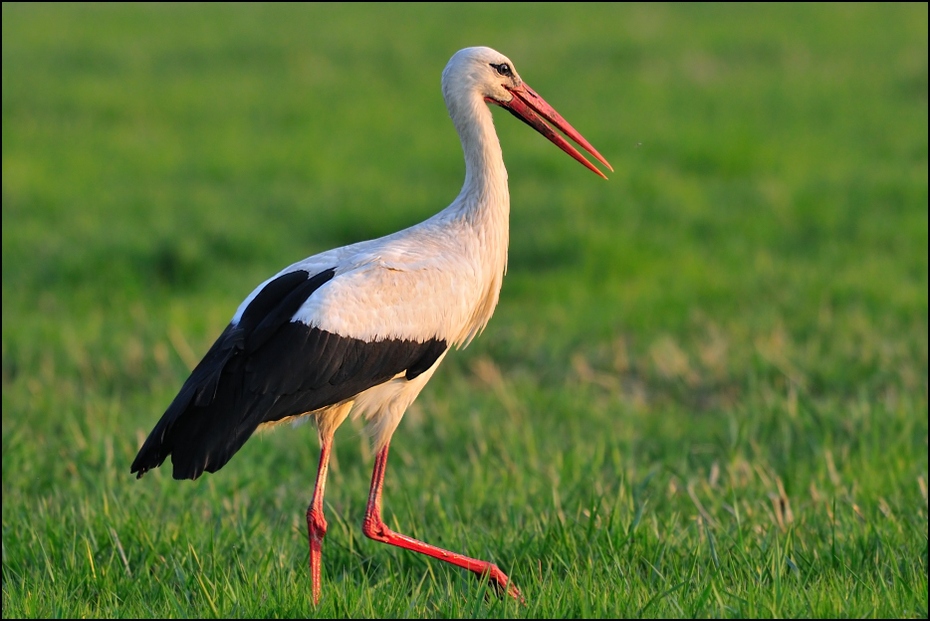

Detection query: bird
xmin=131 ymin=45 xmax=612 ymax=604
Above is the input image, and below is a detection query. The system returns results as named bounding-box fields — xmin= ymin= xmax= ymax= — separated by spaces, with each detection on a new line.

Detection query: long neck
xmin=448 ymin=96 xmax=510 ymax=225
xmin=444 ymin=95 xmax=511 ymax=346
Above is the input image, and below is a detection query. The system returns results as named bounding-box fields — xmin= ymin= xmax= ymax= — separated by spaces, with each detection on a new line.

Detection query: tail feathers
xmin=130 ymin=381 xmax=273 ymax=481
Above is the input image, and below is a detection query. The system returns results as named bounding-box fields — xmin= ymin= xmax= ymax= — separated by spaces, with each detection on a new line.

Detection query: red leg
xmin=362 ymin=443 xmax=523 ymax=602
xmin=307 ymin=435 xmax=333 ymax=605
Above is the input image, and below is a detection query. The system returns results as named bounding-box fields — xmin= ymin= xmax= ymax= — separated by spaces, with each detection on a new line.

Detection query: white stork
xmin=131 ymin=46 xmax=611 ymax=604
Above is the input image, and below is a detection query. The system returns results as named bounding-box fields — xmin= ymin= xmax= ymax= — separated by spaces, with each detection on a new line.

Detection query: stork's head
xmin=442 ymin=46 xmax=613 ymax=179
xmin=442 ymin=47 xmax=525 ymax=107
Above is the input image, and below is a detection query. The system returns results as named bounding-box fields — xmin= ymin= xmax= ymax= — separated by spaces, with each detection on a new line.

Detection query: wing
xmin=130 ymin=266 xmax=448 ymax=480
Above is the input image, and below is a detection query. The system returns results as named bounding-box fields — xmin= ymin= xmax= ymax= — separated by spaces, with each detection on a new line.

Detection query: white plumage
xmin=132 ymin=46 xmax=611 ymax=604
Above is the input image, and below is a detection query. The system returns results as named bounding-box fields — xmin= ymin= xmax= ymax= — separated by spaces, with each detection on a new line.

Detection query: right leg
xmin=307 ymin=433 xmax=333 ymax=606
xmin=307 ymin=402 xmax=352 ymax=604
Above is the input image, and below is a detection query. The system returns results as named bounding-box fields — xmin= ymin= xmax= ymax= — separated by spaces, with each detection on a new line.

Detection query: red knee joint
xmin=362 ymin=515 xmax=389 ymax=541
xmin=307 ymin=506 xmax=328 ymax=539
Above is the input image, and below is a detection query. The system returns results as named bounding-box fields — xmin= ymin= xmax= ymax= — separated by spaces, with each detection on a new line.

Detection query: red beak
xmin=490 ymin=82 xmax=613 ymax=179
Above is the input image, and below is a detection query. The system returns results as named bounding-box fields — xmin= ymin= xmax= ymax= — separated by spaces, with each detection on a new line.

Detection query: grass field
xmin=2 ymin=3 xmax=927 ymax=618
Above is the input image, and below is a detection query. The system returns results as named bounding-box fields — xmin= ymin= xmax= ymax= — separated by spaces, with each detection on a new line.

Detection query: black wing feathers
xmin=407 ymin=339 xmax=447 ymax=380
xmin=244 ymin=270 xmax=335 ymax=352
xmin=239 ymin=270 xmax=314 ymax=332
xmin=130 ymin=267 xmax=448 ymax=481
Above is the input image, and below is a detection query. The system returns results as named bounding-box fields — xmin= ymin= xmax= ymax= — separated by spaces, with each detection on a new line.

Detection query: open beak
xmin=490 ymin=82 xmax=613 ymax=179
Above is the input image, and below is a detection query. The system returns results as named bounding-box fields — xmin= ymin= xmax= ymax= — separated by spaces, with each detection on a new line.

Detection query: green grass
xmin=2 ymin=3 xmax=927 ymax=618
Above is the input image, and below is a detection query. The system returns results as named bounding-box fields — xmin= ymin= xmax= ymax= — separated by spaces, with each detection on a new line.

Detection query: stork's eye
xmin=491 ymin=63 xmax=513 ymax=77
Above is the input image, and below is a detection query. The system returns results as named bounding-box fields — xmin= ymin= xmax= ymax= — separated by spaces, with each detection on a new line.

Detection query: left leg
xmin=361 ymin=442 xmax=522 ymax=601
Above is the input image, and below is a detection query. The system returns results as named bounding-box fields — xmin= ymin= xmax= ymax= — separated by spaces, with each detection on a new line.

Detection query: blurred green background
xmin=2 ymin=3 xmax=927 ymax=618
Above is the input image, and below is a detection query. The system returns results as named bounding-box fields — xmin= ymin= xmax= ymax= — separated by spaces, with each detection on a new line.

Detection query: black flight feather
xmin=130 ymin=267 xmax=447 ymax=481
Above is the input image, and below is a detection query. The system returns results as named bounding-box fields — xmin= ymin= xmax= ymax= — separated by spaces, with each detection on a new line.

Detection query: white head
xmin=442 ymin=46 xmax=523 ymax=111
xmin=440 ymin=47 xmax=613 ymax=179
